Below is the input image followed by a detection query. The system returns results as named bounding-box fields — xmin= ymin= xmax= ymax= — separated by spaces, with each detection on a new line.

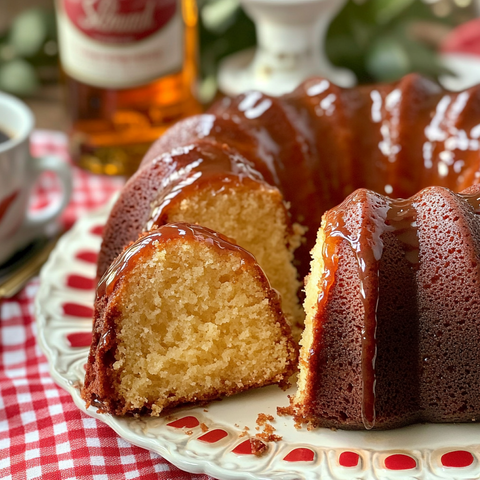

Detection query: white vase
xmin=218 ymin=0 xmax=356 ymax=96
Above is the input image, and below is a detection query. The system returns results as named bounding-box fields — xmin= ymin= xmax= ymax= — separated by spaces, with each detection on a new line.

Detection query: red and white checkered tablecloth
xmin=0 ymin=131 xmax=214 ymax=480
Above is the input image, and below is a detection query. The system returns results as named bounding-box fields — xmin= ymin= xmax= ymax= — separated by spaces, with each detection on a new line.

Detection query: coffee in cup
xmin=0 ymin=129 xmax=10 ymax=144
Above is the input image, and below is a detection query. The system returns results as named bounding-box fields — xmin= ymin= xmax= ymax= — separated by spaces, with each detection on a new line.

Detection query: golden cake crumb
xmin=250 ymin=438 xmax=268 ymax=457
xmin=256 ymin=413 xmax=274 ymax=426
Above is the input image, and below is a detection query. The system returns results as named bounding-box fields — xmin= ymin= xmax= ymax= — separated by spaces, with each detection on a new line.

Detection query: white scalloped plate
xmin=35 ymin=200 xmax=480 ymax=480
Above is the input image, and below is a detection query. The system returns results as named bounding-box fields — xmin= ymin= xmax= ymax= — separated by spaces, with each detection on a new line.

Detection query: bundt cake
xmin=97 ymin=73 xmax=480 ymax=281
xmin=90 ymin=73 xmax=480 ymax=429
xmin=82 ymin=223 xmax=298 ymax=415
xmin=292 ymin=185 xmax=480 ymax=430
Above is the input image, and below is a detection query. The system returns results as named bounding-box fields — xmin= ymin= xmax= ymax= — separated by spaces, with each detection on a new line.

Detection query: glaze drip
xmin=320 ymin=191 xmax=386 ymax=429
xmin=386 ymin=198 xmax=419 ymax=266
xmin=461 ymin=191 xmax=480 ymax=213
xmin=319 ymin=189 xmax=422 ymax=429
xmin=146 ymin=142 xmax=271 ymax=230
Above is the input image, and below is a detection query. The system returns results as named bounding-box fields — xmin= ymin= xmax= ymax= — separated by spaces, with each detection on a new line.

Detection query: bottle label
xmin=57 ymin=0 xmax=183 ymax=89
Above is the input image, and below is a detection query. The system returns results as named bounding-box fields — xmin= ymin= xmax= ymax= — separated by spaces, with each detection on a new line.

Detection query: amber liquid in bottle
xmin=59 ymin=0 xmax=200 ymax=176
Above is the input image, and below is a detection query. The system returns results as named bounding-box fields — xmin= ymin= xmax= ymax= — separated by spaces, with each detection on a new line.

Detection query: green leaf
xmin=199 ymin=6 xmax=256 ymax=78
xmin=325 ymin=0 xmax=451 ymax=83
xmin=201 ymin=0 xmax=240 ymax=34
xmin=0 ymin=43 xmax=17 ymax=63
xmin=8 ymin=8 xmax=50 ymax=57
xmin=370 ymin=0 xmax=416 ymax=25
xmin=366 ymin=36 xmax=411 ymax=81
xmin=0 ymin=59 xmax=39 ymax=96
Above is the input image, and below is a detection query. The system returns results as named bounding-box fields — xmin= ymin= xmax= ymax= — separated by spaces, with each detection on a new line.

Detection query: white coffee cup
xmin=0 ymin=92 xmax=72 ymax=265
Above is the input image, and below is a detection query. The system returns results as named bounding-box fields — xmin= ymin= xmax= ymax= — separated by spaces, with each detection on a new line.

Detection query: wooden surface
xmin=25 ymin=83 xmax=68 ymax=132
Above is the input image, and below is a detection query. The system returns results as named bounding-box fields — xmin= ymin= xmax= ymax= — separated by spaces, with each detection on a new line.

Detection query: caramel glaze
xmin=314 ymin=186 xmax=480 ymax=429
xmin=98 ymin=74 xmax=480 ymax=281
xmin=145 ymin=142 xmax=277 ymax=230
xmin=97 ymin=223 xmax=260 ymax=300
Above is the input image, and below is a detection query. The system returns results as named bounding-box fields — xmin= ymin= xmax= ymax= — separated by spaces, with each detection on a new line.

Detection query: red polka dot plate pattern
xmin=35 ymin=199 xmax=480 ymax=480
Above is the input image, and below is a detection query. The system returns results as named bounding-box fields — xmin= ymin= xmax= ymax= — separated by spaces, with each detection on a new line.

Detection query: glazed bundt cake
xmin=97 ymin=73 xmax=480 ymax=281
xmin=292 ymin=185 xmax=480 ymax=430
xmin=90 ymin=73 xmax=480 ymax=429
xmin=82 ymin=224 xmax=298 ymax=415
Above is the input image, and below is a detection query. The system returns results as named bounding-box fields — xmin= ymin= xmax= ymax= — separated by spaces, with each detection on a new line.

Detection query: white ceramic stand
xmin=218 ymin=0 xmax=356 ymax=96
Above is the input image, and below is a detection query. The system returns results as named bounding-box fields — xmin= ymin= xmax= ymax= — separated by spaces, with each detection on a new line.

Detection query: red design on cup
xmin=441 ymin=450 xmax=474 ymax=468
xmin=167 ymin=416 xmax=200 ymax=429
xmin=198 ymin=429 xmax=228 ymax=443
xmin=283 ymin=448 xmax=315 ymax=462
xmin=76 ymin=250 xmax=98 ymax=264
xmin=66 ymin=332 xmax=92 ymax=348
xmin=66 ymin=274 xmax=96 ymax=290
xmin=62 ymin=302 xmax=94 ymax=318
xmin=339 ymin=451 xmax=360 ymax=467
xmin=0 ymin=190 xmax=19 ymax=224
xmin=384 ymin=454 xmax=417 ymax=470
xmin=63 ymin=0 xmax=177 ymax=43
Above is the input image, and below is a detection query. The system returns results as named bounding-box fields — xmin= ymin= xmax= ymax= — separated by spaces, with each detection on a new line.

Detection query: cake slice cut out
xmin=82 ymin=223 xmax=298 ymax=416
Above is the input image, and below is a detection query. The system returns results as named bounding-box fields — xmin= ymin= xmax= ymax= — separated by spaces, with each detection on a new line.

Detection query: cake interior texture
xmin=162 ymin=184 xmax=304 ymax=335
xmin=109 ymin=237 xmax=297 ymax=415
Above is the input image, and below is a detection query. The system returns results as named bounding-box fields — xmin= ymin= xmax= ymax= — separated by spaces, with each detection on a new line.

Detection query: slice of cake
xmin=82 ymin=223 xmax=298 ymax=416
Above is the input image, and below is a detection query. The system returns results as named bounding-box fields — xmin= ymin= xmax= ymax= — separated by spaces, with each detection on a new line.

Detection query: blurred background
xmin=1 ymin=0 xmax=479 ymax=129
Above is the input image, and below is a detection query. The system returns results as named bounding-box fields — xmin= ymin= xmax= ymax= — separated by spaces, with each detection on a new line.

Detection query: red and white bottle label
xmin=57 ymin=0 xmax=183 ymax=88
